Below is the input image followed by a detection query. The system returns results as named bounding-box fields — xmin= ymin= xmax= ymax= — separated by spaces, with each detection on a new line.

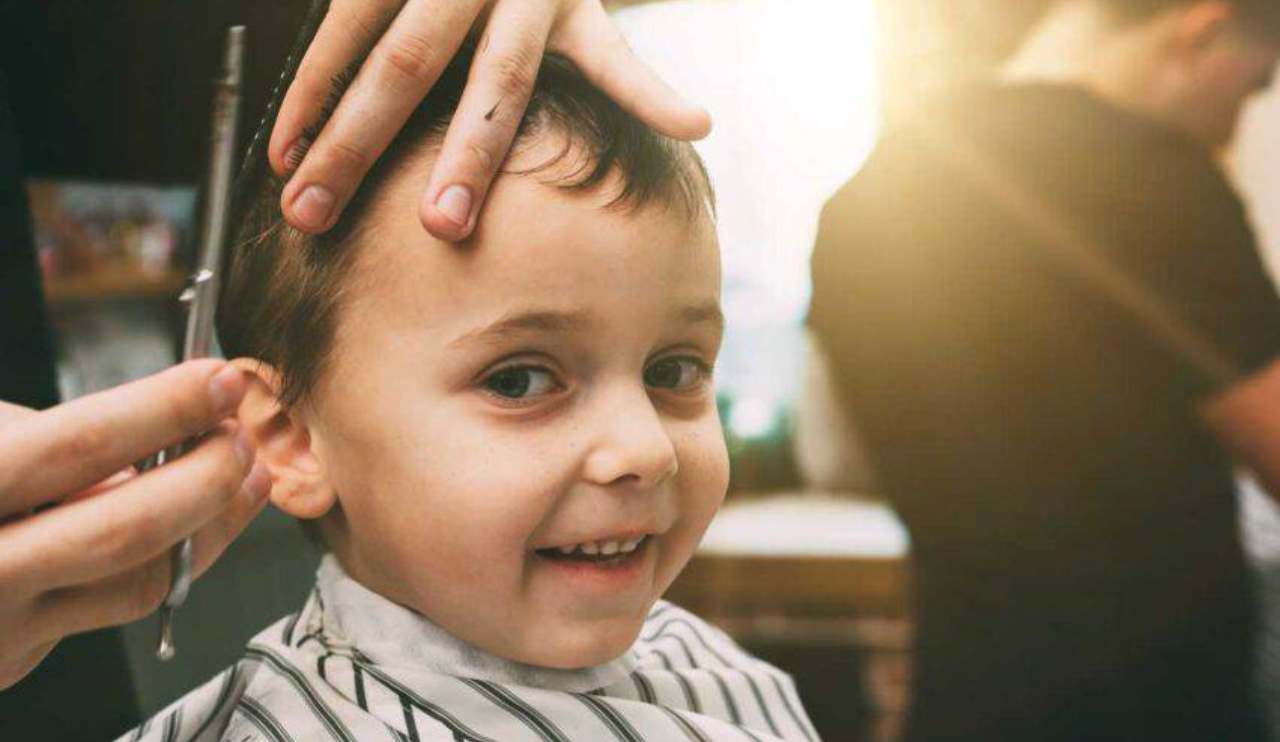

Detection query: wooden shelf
xmin=44 ymin=268 xmax=186 ymax=304
xmin=668 ymin=552 xmax=910 ymax=621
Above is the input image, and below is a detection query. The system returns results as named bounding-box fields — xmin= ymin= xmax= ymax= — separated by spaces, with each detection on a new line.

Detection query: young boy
xmin=118 ymin=46 xmax=817 ymax=742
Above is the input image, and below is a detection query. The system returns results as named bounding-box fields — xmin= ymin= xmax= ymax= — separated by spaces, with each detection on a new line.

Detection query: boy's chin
xmin=510 ymin=616 xmax=646 ymax=670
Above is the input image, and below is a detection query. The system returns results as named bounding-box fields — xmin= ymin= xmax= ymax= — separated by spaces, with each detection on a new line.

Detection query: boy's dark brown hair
xmin=216 ymin=43 xmax=713 ymax=408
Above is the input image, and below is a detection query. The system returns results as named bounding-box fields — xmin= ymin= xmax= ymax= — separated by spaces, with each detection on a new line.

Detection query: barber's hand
xmin=0 ymin=360 xmax=269 ymax=690
xmin=269 ymin=0 xmax=711 ymax=241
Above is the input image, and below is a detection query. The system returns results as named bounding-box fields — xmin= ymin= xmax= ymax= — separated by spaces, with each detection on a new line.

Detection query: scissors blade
xmin=154 ymin=24 xmax=246 ymax=662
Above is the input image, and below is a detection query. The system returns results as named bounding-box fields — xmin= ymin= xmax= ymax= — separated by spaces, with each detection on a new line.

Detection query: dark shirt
xmin=810 ymin=84 xmax=1280 ymax=741
xmin=0 ymin=68 xmax=140 ymax=742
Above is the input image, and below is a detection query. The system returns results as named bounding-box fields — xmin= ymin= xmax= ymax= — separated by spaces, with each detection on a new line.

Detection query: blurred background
xmin=7 ymin=1 xmax=1280 ymax=740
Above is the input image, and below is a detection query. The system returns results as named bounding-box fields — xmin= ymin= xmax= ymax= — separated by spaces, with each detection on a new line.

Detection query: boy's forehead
xmin=347 ymin=147 xmax=719 ymax=331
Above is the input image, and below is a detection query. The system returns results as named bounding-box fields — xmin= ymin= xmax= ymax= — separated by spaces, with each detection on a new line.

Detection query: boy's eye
xmin=644 ymin=357 xmax=709 ymax=391
xmin=484 ymin=366 xmax=559 ymax=400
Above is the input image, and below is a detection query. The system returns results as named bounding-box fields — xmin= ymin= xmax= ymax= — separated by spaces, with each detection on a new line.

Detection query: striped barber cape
xmin=119 ymin=556 xmax=819 ymax=742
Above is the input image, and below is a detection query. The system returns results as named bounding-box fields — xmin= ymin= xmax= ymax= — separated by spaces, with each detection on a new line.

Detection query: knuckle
xmin=340 ymin=2 xmax=395 ymax=46
xmin=379 ymin=31 xmax=440 ymax=85
xmin=317 ymin=138 xmax=371 ymax=175
xmin=40 ymin=414 xmax=118 ymax=478
xmin=489 ymin=47 xmax=539 ymax=100
xmin=89 ymin=509 xmax=160 ymax=566
xmin=160 ymin=381 xmax=210 ymax=436
xmin=467 ymin=143 xmax=497 ymax=174
xmin=56 ymin=416 xmax=115 ymax=468
xmin=291 ymin=57 xmax=331 ymax=100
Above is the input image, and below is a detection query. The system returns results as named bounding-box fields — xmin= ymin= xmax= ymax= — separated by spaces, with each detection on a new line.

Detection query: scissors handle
xmin=155 ymin=537 xmax=193 ymax=661
xmin=147 ymin=434 xmax=194 ymax=661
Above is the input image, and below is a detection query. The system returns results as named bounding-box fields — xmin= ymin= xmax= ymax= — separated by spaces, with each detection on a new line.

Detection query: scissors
xmin=150 ymin=25 xmax=246 ymax=662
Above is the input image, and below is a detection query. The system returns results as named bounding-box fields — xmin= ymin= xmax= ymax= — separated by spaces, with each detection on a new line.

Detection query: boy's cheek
xmin=672 ymin=425 xmax=730 ymax=550
xmin=683 ymin=430 xmax=730 ymax=553
xmin=691 ymin=417 xmax=731 ymax=500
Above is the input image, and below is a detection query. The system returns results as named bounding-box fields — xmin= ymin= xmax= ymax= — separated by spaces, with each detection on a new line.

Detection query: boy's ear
xmin=230 ymin=359 xmax=337 ymax=520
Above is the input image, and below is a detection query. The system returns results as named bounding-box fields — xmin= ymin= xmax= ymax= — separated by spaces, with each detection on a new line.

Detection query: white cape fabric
xmin=118 ymin=556 xmax=820 ymax=742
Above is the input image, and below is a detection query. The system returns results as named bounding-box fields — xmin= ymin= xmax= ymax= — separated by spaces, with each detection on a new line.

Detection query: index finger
xmin=0 ymin=360 xmax=247 ymax=516
xmin=418 ymin=1 xmax=555 ymax=240
xmin=267 ymin=0 xmax=403 ymax=177
xmin=280 ymin=0 xmax=486 ymax=234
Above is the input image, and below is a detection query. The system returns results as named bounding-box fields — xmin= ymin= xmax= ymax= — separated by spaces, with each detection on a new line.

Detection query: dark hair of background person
xmin=1101 ymin=0 xmax=1280 ymax=31
xmin=216 ymin=43 xmax=714 ymax=410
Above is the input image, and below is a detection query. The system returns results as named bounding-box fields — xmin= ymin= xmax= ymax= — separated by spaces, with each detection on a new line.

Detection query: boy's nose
xmin=581 ymin=390 xmax=678 ymax=490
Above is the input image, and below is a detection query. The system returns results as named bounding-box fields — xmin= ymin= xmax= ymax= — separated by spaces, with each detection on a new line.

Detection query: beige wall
xmin=873 ymin=0 xmax=1052 ymax=123
xmin=1234 ymin=89 xmax=1280 ymax=286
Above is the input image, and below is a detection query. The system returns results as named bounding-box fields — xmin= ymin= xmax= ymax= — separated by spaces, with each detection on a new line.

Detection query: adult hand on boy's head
xmin=270 ymin=0 xmax=712 ymax=241
xmin=0 ymin=360 xmax=270 ymax=690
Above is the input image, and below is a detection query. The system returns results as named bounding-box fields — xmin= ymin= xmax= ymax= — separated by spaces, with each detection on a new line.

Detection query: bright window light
xmin=615 ymin=0 xmax=881 ymax=419
xmin=616 ymin=0 xmax=880 ymax=329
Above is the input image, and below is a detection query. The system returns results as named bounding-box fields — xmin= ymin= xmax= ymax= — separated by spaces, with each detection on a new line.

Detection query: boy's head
xmin=219 ymin=46 xmax=727 ymax=669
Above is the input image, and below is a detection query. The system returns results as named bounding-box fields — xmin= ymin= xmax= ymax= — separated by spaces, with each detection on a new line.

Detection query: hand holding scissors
xmin=0 ymin=361 xmax=269 ymax=689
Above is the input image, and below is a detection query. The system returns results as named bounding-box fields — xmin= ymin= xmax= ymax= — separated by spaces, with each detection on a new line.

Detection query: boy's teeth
xmin=549 ymin=536 xmax=648 ymax=557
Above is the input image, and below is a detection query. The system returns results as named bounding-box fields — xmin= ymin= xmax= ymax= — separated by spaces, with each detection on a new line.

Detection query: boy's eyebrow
xmin=449 ymin=308 xmax=592 ymax=348
xmin=449 ymin=301 xmax=724 ymax=349
xmin=678 ymin=302 xmax=725 ymax=333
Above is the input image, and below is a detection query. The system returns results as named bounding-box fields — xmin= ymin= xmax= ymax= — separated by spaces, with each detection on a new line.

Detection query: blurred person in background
xmin=810 ymin=0 xmax=1280 ymax=740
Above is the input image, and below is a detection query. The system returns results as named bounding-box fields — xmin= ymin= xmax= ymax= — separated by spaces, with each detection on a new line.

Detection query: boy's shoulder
xmin=118 ymin=600 xmax=819 ymax=742
xmin=632 ymin=600 xmax=766 ymax=672
xmin=110 ymin=614 xmax=292 ymax=742
xmin=113 ymin=610 xmax=393 ymax=742
xmin=603 ymin=601 xmax=819 ymax=741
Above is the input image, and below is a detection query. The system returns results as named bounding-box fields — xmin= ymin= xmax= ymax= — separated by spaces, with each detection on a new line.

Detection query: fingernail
xmin=292 ymin=184 xmax=336 ymax=231
xmin=233 ymin=428 xmax=256 ymax=470
xmin=241 ymin=460 xmax=272 ymax=505
xmin=283 ymin=137 xmax=311 ymax=172
xmin=208 ymin=366 xmax=244 ymax=415
xmin=435 ymin=184 xmax=472 ymax=228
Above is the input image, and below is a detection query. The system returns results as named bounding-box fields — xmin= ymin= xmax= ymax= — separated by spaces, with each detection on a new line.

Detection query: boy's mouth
xmin=536 ymin=535 xmax=650 ymax=566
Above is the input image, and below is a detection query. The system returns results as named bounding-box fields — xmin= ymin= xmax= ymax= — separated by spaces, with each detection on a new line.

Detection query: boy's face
xmin=301 ymin=145 xmax=727 ymax=668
